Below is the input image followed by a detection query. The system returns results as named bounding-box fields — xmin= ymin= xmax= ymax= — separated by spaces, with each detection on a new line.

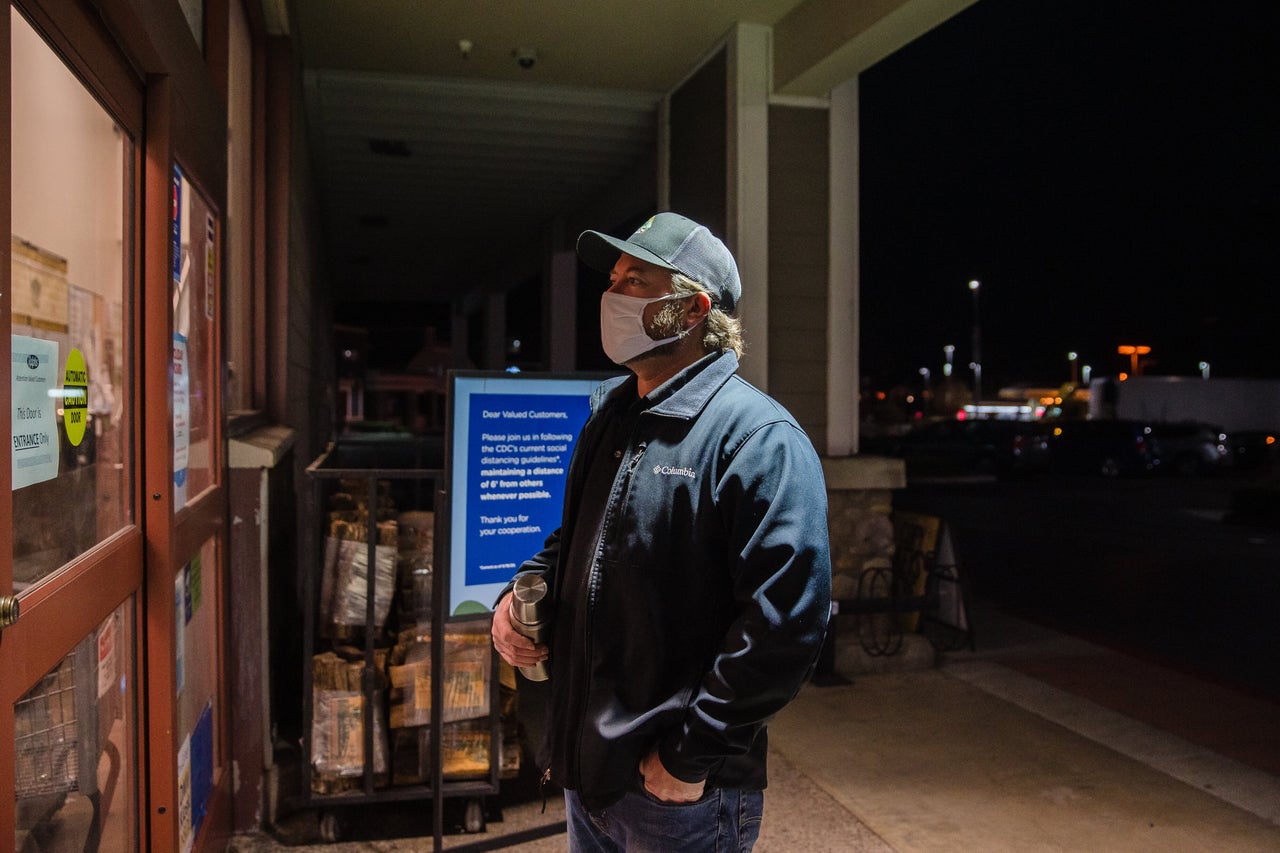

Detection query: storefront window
xmin=171 ymin=168 xmax=218 ymax=509
xmin=10 ymin=8 xmax=132 ymax=590
xmin=14 ymin=599 xmax=138 ymax=851
xmin=174 ymin=537 xmax=221 ymax=848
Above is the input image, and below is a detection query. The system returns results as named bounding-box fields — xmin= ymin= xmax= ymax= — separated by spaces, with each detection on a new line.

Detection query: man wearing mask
xmin=492 ymin=212 xmax=831 ymax=852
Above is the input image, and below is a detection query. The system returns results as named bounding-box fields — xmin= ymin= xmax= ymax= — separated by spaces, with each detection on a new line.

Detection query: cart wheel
xmin=270 ymin=807 xmax=342 ymax=845
xmin=318 ymin=810 xmax=342 ymax=843
xmin=464 ymin=797 xmax=485 ymax=833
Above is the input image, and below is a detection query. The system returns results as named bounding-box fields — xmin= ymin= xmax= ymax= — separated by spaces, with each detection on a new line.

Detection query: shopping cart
xmin=15 ymin=656 xmax=80 ymax=804
xmin=14 ymin=642 xmax=119 ymax=849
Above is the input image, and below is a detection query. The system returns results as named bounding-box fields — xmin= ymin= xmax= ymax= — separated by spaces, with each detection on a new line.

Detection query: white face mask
xmin=599 ymin=291 xmax=685 ymax=365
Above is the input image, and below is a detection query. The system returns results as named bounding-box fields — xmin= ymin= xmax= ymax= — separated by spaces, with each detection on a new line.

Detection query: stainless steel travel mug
xmin=509 ymin=574 xmax=551 ymax=681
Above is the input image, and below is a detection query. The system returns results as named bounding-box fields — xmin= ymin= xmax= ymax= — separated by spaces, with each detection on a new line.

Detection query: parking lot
xmin=867 ymin=417 xmax=1275 ymax=480
xmin=893 ymin=469 xmax=1280 ymax=699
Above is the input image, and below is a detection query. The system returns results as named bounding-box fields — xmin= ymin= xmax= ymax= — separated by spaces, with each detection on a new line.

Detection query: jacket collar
xmin=593 ymin=350 xmax=739 ymax=420
xmin=646 ymin=350 xmax=739 ymax=419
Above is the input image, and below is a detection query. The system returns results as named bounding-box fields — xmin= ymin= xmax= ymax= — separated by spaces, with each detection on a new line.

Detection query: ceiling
xmin=287 ymin=0 xmax=810 ymax=306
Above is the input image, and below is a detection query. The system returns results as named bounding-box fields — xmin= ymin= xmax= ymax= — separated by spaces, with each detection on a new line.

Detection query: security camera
xmin=514 ymin=47 xmax=537 ymax=69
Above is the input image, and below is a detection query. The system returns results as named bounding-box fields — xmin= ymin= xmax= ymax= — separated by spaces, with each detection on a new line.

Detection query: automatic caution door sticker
xmin=11 ymin=334 xmax=59 ymax=489
xmin=63 ymin=348 xmax=89 ymax=446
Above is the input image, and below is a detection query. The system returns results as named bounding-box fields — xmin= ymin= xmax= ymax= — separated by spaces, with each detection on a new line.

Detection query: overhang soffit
xmin=773 ymin=0 xmax=979 ymax=96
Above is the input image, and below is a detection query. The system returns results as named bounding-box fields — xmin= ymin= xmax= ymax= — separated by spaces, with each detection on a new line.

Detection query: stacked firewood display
xmin=396 ymin=510 xmax=435 ymax=628
xmin=310 ymin=481 xmax=521 ymax=795
xmin=386 ymin=623 xmax=500 ymax=784
xmin=319 ymin=483 xmax=399 ymax=639
xmin=310 ymin=647 xmax=390 ymax=793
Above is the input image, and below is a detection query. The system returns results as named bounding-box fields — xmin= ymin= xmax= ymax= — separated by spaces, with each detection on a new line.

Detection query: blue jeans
xmin=565 ymin=782 xmax=763 ymax=852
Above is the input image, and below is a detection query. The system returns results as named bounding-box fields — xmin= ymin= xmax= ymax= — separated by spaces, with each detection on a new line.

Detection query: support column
xmin=485 ymin=291 xmax=506 ymax=370
xmin=727 ymin=23 xmax=770 ymax=390
xmin=548 ymin=251 xmax=577 ymax=372
xmin=657 ymin=97 xmax=671 ymax=212
xmin=450 ymin=300 xmax=470 ymax=369
xmin=827 ymin=76 xmax=859 ymax=456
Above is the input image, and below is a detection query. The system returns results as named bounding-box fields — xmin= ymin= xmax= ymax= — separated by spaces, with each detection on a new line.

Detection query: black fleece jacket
xmin=511 ymin=351 xmax=832 ymax=811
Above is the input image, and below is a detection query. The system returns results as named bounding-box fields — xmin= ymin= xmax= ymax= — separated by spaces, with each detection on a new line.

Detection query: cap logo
xmin=635 ymin=217 xmax=655 ymax=234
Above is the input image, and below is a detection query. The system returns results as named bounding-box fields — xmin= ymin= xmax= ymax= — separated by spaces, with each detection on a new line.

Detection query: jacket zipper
xmin=539 ymin=767 xmax=552 ymax=813
xmin=572 ymin=440 xmax=646 ymax=795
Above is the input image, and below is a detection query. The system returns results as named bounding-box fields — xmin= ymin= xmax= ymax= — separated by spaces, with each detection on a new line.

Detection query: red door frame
xmin=3 ymin=2 xmax=236 ymax=849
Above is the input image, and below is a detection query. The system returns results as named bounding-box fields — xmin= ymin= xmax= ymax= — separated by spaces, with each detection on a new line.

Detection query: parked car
xmin=1229 ymin=429 xmax=1279 ymax=472
xmin=1147 ymin=422 xmax=1231 ymax=476
xmin=885 ymin=418 xmax=1050 ymax=477
xmin=1044 ymin=419 xmax=1162 ymax=477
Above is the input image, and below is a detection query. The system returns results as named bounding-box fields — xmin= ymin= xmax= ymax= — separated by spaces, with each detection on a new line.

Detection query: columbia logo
xmin=652 ymin=464 xmax=696 ymax=480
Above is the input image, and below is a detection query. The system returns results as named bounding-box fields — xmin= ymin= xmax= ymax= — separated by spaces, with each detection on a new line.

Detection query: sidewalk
xmin=764 ymin=601 xmax=1280 ymax=851
xmin=230 ymin=601 xmax=1280 ymax=851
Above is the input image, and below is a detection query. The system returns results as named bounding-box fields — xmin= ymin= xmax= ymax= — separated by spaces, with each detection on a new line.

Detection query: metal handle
xmin=0 ymin=595 xmax=19 ymax=630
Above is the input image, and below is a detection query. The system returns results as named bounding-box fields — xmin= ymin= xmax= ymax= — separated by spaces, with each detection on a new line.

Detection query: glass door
xmin=2 ymin=4 xmax=144 ymax=848
xmin=154 ymin=162 xmax=230 ymax=850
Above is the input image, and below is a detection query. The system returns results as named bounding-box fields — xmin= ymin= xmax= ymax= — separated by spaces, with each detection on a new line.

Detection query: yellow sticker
xmin=63 ymin=348 xmax=89 ymax=447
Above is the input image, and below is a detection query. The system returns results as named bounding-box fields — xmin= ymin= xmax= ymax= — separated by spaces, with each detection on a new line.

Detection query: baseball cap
xmin=577 ymin=212 xmax=742 ymax=313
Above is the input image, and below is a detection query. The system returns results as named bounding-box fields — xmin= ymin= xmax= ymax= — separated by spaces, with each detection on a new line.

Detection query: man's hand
xmin=491 ymin=590 xmax=549 ymax=669
xmin=639 ymin=749 xmax=705 ymax=803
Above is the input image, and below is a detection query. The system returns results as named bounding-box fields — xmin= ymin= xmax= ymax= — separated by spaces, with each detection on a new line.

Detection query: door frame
xmin=142 ymin=72 xmax=233 ymax=849
xmin=0 ymin=0 xmax=148 ymax=840
xmin=3 ymin=1 xmax=235 ymax=849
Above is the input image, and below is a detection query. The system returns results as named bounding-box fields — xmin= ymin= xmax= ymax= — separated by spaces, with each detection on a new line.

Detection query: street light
xmin=1068 ymin=351 xmax=1078 ymax=385
xmin=1082 ymin=364 xmax=1092 ymax=384
xmin=968 ymin=280 xmax=982 ymax=402
xmin=1199 ymin=361 xmax=1211 ymax=379
xmin=943 ymin=344 xmax=955 ymax=377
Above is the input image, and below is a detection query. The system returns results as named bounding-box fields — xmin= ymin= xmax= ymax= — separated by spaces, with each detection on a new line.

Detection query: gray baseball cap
xmin=577 ymin=212 xmax=742 ymax=313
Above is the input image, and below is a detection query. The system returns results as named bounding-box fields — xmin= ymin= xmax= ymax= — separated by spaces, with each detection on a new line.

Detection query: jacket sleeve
xmin=493 ymin=527 xmax=561 ymax=608
xmin=658 ymin=420 xmax=832 ymax=782
xmin=494 ymin=382 xmax=610 ymax=608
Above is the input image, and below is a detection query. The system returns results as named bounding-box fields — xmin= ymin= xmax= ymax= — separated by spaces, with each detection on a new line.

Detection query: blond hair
xmin=670 ymin=273 xmax=745 ymax=357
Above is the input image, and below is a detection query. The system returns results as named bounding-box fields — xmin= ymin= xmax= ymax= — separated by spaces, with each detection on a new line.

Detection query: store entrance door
xmin=2 ymin=5 xmax=145 ymax=848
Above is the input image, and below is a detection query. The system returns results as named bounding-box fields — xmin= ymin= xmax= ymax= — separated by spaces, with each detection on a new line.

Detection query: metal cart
xmin=15 ymin=634 xmax=121 ymax=851
xmin=301 ymin=437 xmax=502 ymax=850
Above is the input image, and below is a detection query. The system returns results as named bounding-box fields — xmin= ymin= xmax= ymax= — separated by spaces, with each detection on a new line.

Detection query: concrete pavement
xmin=229 ymin=600 xmax=1280 ymax=851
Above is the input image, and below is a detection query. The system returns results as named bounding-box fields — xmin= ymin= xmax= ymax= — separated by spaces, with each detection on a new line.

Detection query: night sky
xmin=859 ymin=0 xmax=1280 ymax=392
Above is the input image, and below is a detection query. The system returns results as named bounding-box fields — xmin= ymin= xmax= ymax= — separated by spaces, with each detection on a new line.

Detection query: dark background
xmin=345 ymin=1 xmax=1280 ymax=392
xmin=860 ymin=0 xmax=1280 ymax=391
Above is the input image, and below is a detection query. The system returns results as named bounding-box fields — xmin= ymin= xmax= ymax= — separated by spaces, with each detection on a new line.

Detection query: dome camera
xmin=514 ymin=46 xmax=537 ymax=69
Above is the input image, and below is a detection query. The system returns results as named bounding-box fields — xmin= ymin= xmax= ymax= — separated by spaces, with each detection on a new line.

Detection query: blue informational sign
xmin=172 ymin=165 xmax=182 ymax=283
xmin=448 ymin=373 xmax=612 ymax=615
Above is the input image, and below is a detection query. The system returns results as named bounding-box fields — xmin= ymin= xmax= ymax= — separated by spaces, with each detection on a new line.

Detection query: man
xmin=492 ymin=212 xmax=831 ymax=852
